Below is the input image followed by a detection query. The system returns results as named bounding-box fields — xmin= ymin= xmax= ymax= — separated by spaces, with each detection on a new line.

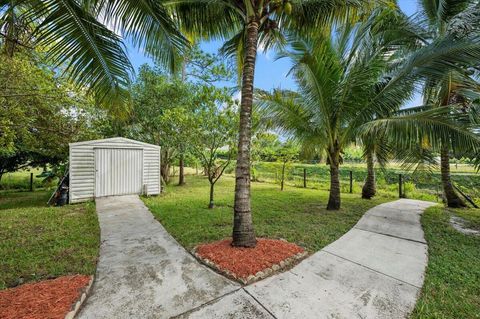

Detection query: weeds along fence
xmin=253 ymin=162 xmax=480 ymax=204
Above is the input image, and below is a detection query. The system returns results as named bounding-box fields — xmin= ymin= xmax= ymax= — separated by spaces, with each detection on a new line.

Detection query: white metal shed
xmin=69 ymin=137 xmax=161 ymax=203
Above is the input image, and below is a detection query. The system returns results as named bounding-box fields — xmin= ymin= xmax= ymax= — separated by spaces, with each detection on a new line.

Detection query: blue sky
xmin=126 ymin=0 xmax=421 ymax=105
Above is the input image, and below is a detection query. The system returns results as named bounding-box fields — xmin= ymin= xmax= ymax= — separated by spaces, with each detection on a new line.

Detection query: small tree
xmin=192 ymin=99 xmax=238 ymax=209
xmin=126 ymin=65 xmax=195 ymax=184
xmin=274 ymin=141 xmax=299 ymax=191
xmin=174 ymin=45 xmax=233 ymax=185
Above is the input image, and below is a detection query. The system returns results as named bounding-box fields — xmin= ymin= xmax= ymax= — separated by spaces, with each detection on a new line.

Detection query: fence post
xmin=399 ymin=174 xmax=403 ymax=198
xmin=349 ymin=171 xmax=353 ymax=193
xmin=30 ymin=173 xmax=33 ymax=192
xmin=303 ymin=168 xmax=307 ymax=188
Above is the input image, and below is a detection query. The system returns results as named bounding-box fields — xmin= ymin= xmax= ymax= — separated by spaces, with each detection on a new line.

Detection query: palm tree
xmin=392 ymin=0 xmax=480 ymax=207
xmin=0 ymin=0 xmax=187 ymax=105
xmin=259 ymin=11 xmax=480 ymax=210
xmin=172 ymin=0 xmax=371 ymax=246
xmin=258 ymin=16 xmax=408 ymax=209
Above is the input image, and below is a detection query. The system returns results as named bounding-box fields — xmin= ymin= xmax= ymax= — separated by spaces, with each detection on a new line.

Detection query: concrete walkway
xmin=79 ymin=197 xmax=434 ymax=319
xmin=78 ymin=195 xmax=240 ymax=319
xmin=177 ymin=199 xmax=435 ymax=319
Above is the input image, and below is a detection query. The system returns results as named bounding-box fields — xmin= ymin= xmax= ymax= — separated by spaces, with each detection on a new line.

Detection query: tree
xmin=360 ymin=135 xmax=390 ymax=199
xmin=173 ymin=0 xmax=370 ymax=247
xmin=126 ymin=65 xmax=195 ymax=184
xmin=0 ymin=51 xmax=98 ymax=181
xmin=274 ymin=141 xmax=299 ymax=191
xmin=173 ymin=45 xmax=233 ymax=186
xmin=378 ymin=0 xmax=480 ymax=207
xmin=192 ymin=100 xmax=238 ymax=209
xmin=258 ymin=15 xmax=406 ymax=209
xmin=0 ymin=0 xmax=187 ymax=106
xmin=259 ymin=10 xmax=480 ymax=210
xmin=364 ymin=0 xmax=480 ymax=207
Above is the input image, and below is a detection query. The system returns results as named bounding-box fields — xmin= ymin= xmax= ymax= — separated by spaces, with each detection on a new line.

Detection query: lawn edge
xmin=191 ymin=241 xmax=309 ymax=285
xmin=64 ymin=275 xmax=94 ymax=319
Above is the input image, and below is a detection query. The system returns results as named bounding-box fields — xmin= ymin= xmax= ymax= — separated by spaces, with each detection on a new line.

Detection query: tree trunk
xmin=232 ymin=19 xmax=259 ymax=248
xmin=281 ymin=161 xmax=286 ymax=191
xmin=362 ymin=150 xmax=376 ymax=199
xmin=327 ymin=149 xmax=341 ymax=210
xmin=208 ymin=182 xmax=215 ymax=209
xmin=178 ymin=154 xmax=185 ymax=186
xmin=161 ymin=163 xmax=170 ymax=184
xmin=160 ymin=149 xmax=170 ymax=184
xmin=441 ymin=146 xmax=466 ymax=208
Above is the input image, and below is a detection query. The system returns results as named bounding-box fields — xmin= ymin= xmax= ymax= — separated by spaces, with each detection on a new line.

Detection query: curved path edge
xmin=177 ymin=199 xmax=436 ymax=319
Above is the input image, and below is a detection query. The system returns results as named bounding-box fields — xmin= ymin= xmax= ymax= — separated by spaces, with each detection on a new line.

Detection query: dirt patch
xmin=194 ymin=238 xmax=306 ymax=284
xmin=0 ymin=275 xmax=90 ymax=319
xmin=450 ymin=216 xmax=480 ymax=236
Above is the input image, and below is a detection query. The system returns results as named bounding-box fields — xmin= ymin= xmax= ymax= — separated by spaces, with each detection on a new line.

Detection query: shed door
xmin=95 ymin=148 xmax=143 ymax=197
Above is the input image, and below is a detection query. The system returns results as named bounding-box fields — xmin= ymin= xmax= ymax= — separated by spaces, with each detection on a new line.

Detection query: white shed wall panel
xmin=69 ymin=138 xmax=161 ymax=203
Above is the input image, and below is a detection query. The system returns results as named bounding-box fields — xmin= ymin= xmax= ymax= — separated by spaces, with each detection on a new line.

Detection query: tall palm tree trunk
xmin=362 ymin=150 xmax=376 ymax=199
xmin=232 ymin=19 xmax=258 ymax=247
xmin=441 ymin=146 xmax=466 ymax=208
xmin=327 ymin=148 xmax=341 ymax=210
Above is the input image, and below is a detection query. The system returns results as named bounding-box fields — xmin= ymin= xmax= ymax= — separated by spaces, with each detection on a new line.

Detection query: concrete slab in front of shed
xmin=245 ymin=251 xmax=420 ymax=319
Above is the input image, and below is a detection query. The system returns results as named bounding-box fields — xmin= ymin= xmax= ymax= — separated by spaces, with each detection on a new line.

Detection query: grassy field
xmin=0 ymin=168 xmax=56 ymax=191
xmin=412 ymin=206 xmax=480 ymax=319
xmin=143 ymin=175 xmax=390 ymax=252
xmin=0 ymin=191 xmax=100 ymax=290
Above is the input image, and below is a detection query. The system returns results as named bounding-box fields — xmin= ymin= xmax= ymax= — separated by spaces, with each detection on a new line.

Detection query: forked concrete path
xmin=180 ymin=199 xmax=436 ymax=319
xmin=78 ymin=196 xmax=435 ymax=319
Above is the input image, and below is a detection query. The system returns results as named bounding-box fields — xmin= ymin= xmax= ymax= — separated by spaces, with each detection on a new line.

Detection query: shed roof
xmin=69 ymin=137 xmax=160 ymax=149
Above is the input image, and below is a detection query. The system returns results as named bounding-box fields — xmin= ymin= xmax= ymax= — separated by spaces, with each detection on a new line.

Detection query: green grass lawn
xmin=0 ymin=191 xmax=100 ymax=290
xmin=412 ymin=206 xmax=480 ymax=319
xmin=143 ymin=175 xmax=390 ymax=252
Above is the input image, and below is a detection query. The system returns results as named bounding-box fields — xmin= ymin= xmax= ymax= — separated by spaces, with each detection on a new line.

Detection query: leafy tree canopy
xmin=0 ymin=51 xmax=99 ymax=179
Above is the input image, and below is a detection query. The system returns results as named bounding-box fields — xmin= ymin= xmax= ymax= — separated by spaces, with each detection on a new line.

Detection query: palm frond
xmin=359 ymin=105 xmax=480 ymax=154
xmin=96 ymin=0 xmax=189 ymax=70
xmin=31 ymin=0 xmax=133 ymax=105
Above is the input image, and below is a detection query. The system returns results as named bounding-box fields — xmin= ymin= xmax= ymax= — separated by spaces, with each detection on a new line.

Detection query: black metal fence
xmin=253 ymin=162 xmax=480 ymax=204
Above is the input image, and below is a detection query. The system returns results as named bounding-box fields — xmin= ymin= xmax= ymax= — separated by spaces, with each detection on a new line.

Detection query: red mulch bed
xmin=0 ymin=275 xmax=90 ymax=319
xmin=196 ymin=238 xmax=304 ymax=279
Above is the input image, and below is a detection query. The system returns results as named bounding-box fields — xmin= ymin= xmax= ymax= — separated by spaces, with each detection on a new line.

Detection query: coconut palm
xmin=258 ymin=16 xmax=408 ymax=209
xmin=0 ymin=0 xmax=187 ymax=105
xmin=259 ymin=11 xmax=480 ymax=210
xmin=389 ymin=0 xmax=480 ymax=207
xmin=172 ymin=0 xmax=374 ymax=246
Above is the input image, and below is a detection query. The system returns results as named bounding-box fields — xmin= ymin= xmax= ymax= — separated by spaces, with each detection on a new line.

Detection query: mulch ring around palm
xmin=193 ymin=238 xmax=308 ymax=284
xmin=0 ymin=275 xmax=91 ymax=319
